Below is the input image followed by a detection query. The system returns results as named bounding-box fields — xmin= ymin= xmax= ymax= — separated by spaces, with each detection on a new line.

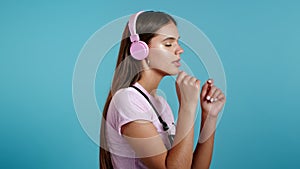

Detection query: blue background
xmin=1 ymin=0 xmax=299 ymax=168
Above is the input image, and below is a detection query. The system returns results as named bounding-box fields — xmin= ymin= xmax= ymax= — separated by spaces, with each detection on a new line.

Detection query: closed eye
xmin=165 ymin=43 xmax=172 ymax=47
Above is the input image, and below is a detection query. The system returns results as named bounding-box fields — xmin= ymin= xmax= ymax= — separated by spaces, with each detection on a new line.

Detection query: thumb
xmin=200 ymin=79 xmax=212 ymax=99
xmin=175 ymin=82 xmax=181 ymax=103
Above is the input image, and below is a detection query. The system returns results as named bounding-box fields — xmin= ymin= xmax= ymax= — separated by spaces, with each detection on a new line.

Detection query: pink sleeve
xmin=111 ymin=88 xmax=155 ymax=135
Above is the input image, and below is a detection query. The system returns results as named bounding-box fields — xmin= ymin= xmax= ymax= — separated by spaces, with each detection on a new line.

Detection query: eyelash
xmin=165 ymin=43 xmax=172 ymax=47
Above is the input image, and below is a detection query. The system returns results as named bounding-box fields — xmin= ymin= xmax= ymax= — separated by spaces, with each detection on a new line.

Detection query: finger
xmin=207 ymin=78 xmax=214 ymax=87
xmin=191 ymin=78 xmax=201 ymax=94
xmin=211 ymin=88 xmax=222 ymax=102
xmin=206 ymin=78 xmax=214 ymax=91
xmin=200 ymin=79 xmax=210 ymax=99
xmin=175 ymin=82 xmax=180 ymax=94
xmin=217 ymin=93 xmax=226 ymax=102
xmin=189 ymin=77 xmax=197 ymax=86
xmin=195 ymin=79 xmax=201 ymax=89
xmin=176 ymin=71 xmax=187 ymax=85
xmin=182 ymin=74 xmax=192 ymax=85
xmin=206 ymin=86 xmax=217 ymax=102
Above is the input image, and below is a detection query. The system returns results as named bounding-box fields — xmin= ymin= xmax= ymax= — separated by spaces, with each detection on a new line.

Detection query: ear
xmin=141 ymin=58 xmax=150 ymax=70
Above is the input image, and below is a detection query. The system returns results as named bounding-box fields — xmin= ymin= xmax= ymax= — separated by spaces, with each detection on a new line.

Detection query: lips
xmin=173 ymin=59 xmax=181 ymax=67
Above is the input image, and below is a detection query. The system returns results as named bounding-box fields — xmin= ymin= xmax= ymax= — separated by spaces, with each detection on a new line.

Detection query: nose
xmin=175 ymin=44 xmax=184 ymax=55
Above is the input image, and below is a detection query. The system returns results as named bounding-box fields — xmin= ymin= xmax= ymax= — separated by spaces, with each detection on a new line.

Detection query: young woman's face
xmin=148 ymin=22 xmax=184 ymax=75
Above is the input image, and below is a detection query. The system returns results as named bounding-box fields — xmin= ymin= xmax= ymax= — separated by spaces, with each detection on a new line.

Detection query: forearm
xmin=166 ymin=107 xmax=196 ymax=169
xmin=192 ymin=114 xmax=217 ymax=169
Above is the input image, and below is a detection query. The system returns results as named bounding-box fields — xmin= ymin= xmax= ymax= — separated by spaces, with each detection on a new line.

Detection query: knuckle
xmin=183 ymin=80 xmax=188 ymax=85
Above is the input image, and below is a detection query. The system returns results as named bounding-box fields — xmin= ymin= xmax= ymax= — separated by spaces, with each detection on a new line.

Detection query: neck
xmin=138 ymin=70 xmax=164 ymax=96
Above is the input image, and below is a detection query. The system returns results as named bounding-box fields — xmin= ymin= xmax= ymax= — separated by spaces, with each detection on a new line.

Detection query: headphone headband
xmin=127 ymin=11 xmax=149 ymax=60
xmin=128 ymin=11 xmax=144 ymax=42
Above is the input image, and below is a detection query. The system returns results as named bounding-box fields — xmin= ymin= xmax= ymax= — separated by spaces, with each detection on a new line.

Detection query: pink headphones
xmin=128 ymin=11 xmax=149 ymax=60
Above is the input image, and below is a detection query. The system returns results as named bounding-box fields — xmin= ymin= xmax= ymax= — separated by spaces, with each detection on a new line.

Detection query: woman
xmin=100 ymin=11 xmax=226 ymax=169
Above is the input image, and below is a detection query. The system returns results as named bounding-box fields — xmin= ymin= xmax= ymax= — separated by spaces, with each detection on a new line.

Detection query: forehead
xmin=154 ymin=22 xmax=180 ymax=39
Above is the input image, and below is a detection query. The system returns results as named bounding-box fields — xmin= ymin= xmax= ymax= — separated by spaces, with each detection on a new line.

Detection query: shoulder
xmin=112 ymin=87 xmax=145 ymax=106
xmin=111 ymin=87 xmax=154 ymax=118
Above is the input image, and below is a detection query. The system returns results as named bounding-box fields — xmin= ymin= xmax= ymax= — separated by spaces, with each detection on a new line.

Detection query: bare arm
xmin=122 ymin=107 xmax=196 ymax=169
xmin=121 ymin=72 xmax=201 ymax=169
xmin=192 ymin=79 xmax=226 ymax=169
xmin=192 ymin=115 xmax=217 ymax=169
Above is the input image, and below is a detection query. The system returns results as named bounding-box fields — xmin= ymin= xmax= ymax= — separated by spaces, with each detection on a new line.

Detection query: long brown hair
xmin=99 ymin=11 xmax=176 ymax=169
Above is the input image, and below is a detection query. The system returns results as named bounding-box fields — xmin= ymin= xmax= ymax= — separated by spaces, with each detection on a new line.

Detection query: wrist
xmin=201 ymin=110 xmax=218 ymax=119
xmin=199 ymin=114 xmax=217 ymax=143
xmin=201 ymin=111 xmax=217 ymax=128
xmin=179 ymin=104 xmax=197 ymax=115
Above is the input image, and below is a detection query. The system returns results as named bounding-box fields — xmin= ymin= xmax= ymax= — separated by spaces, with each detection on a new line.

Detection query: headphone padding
xmin=130 ymin=41 xmax=149 ymax=60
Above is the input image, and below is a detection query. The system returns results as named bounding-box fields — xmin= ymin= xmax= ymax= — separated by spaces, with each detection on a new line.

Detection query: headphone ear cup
xmin=130 ymin=41 xmax=149 ymax=60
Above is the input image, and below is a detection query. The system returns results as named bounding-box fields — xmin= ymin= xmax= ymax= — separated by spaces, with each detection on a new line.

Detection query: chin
xmin=154 ymin=68 xmax=180 ymax=76
xmin=168 ymin=68 xmax=180 ymax=76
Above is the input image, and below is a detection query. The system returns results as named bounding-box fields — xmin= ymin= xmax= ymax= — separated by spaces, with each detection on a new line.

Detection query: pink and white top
xmin=105 ymin=82 xmax=175 ymax=169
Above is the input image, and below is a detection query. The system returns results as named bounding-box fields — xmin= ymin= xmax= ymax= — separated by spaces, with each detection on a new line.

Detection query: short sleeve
xmin=111 ymin=88 xmax=156 ymax=135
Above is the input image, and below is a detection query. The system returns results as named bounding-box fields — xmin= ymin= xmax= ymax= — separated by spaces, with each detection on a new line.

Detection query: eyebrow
xmin=162 ymin=36 xmax=180 ymax=42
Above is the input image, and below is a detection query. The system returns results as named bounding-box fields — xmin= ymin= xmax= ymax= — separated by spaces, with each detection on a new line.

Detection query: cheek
xmin=151 ymin=57 xmax=169 ymax=70
xmin=148 ymin=48 xmax=174 ymax=69
xmin=148 ymin=48 xmax=174 ymax=60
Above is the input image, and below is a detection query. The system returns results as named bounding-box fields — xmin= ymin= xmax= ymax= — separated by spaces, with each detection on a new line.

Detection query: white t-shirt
xmin=105 ymin=82 xmax=176 ymax=169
